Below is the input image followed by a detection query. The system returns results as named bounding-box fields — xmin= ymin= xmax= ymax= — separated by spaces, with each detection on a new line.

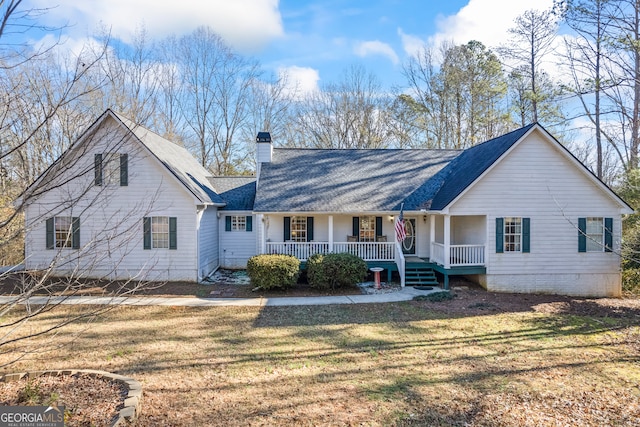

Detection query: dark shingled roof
xmin=254 ymin=149 xmax=460 ymax=212
xmin=209 ymin=177 xmax=257 ymax=211
xmin=253 ymin=124 xmax=537 ymax=213
xmin=112 ymin=111 xmax=225 ymax=206
xmin=429 ymin=123 xmax=536 ymax=210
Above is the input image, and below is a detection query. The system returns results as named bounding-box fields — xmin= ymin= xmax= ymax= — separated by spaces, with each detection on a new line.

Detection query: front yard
xmin=0 ymin=288 xmax=639 ymax=426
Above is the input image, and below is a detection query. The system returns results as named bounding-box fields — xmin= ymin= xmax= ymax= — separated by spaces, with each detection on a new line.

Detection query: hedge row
xmin=307 ymin=252 xmax=367 ymax=290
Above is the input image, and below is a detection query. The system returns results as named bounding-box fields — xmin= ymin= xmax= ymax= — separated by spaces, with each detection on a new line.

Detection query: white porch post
xmin=429 ymin=215 xmax=435 ymax=260
xmin=443 ymin=214 xmax=451 ymax=268
xmin=328 ymin=215 xmax=334 ymax=253
xmin=258 ymin=214 xmax=266 ymax=254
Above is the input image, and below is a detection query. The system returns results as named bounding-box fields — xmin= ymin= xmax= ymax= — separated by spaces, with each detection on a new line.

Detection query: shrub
xmin=622 ymin=224 xmax=640 ymax=270
xmin=306 ymin=253 xmax=327 ymax=289
xmin=307 ymin=252 xmax=367 ymax=290
xmin=246 ymin=254 xmax=300 ymax=290
xmin=622 ymin=268 xmax=640 ymax=296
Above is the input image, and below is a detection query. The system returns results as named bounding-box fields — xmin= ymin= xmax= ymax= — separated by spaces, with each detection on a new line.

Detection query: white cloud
xmin=400 ymin=0 xmax=555 ymax=57
xmin=32 ymin=0 xmax=284 ymax=52
xmin=354 ymin=40 xmax=399 ymax=65
xmin=397 ymin=28 xmax=425 ymax=58
xmin=278 ymin=65 xmax=320 ymax=99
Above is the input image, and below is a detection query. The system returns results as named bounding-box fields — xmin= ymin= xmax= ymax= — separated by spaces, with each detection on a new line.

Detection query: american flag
xmin=395 ymin=205 xmax=406 ymax=243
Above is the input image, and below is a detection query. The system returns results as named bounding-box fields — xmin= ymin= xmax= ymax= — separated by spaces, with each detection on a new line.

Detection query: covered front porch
xmin=256 ymin=213 xmax=487 ymax=287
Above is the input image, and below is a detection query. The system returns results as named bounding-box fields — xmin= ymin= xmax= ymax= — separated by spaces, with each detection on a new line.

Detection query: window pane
xmin=55 ymin=216 xmax=72 ymax=248
xmin=231 ymin=215 xmax=246 ymax=231
xmin=586 ymin=217 xmax=603 ymax=252
xmin=360 ymin=216 xmax=375 ymax=242
xmin=290 ymin=216 xmax=307 ymax=242
xmin=104 ymin=153 xmax=121 ymax=185
xmin=152 ymin=217 xmax=169 ymax=248
xmin=504 ymin=217 xmax=522 ymax=252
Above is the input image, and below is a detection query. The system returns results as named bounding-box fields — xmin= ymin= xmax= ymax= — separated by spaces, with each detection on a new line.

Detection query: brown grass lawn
xmin=0 ymin=291 xmax=639 ymax=426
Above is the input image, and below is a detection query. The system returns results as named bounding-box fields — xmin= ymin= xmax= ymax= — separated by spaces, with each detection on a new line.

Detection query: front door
xmin=402 ymin=218 xmax=416 ymax=255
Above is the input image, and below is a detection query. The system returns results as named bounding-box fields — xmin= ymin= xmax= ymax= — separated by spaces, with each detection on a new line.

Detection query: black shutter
xmin=578 ymin=217 xmax=587 ymax=253
xmin=169 ymin=217 xmax=177 ymax=250
xmin=94 ymin=154 xmax=103 ymax=186
xmin=143 ymin=217 xmax=151 ymax=250
xmin=352 ymin=217 xmax=359 ymax=241
xmin=522 ymin=218 xmax=530 ymax=253
xmin=225 ymin=216 xmax=232 ymax=231
xmin=46 ymin=217 xmax=54 ymax=249
xmin=120 ymin=154 xmax=128 ymax=186
xmin=604 ymin=217 xmax=613 ymax=252
xmin=246 ymin=216 xmax=253 ymax=232
xmin=375 ymin=216 xmax=382 ymax=238
xmin=72 ymin=217 xmax=80 ymax=249
xmin=284 ymin=217 xmax=291 ymax=241
xmin=495 ymin=217 xmax=504 ymax=253
xmin=307 ymin=217 xmax=314 ymax=242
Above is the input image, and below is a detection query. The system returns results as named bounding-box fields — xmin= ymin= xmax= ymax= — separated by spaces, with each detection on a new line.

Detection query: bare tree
xmin=500 ymin=9 xmax=560 ymax=124
xmin=557 ymin=0 xmax=618 ymax=179
xmin=0 ymin=2 xmax=164 ymax=366
xmin=400 ymin=41 xmax=510 ymax=149
xmin=290 ymin=64 xmax=393 ymax=149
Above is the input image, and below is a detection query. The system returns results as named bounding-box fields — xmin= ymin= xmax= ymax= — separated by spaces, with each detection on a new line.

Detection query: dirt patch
xmin=0 ymin=373 xmax=126 ymax=427
xmin=414 ymin=284 xmax=640 ymax=319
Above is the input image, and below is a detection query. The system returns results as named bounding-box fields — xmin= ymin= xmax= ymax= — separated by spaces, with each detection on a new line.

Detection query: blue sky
xmin=31 ymin=0 xmax=555 ymax=91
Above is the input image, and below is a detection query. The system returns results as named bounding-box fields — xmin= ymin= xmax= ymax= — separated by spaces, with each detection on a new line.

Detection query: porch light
xmin=388 ymin=215 xmax=394 ymax=222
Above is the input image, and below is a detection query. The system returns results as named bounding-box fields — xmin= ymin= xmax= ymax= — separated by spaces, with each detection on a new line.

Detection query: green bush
xmin=622 ymin=268 xmax=640 ymax=296
xmin=306 ymin=253 xmax=327 ymax=289
xmin=246 ymin=254 xmax=300 ymax=290
xmin=622 ymin=224 xmax=640 ymax=270
xmin=307 ymin=252 xmax=367 ymax=290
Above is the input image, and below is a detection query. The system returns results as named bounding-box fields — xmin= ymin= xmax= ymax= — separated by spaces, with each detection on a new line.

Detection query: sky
xmin=31 ymin=0 xmax=556 ymax=92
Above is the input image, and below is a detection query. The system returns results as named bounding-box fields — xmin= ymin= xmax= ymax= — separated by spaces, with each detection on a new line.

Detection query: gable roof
xmin=209 ymin=176 xmax=256 ymax=210
xmin=253 ymin=148 xmax=460 ymax=212
xmin=428 ymin=124 xmax=536 ymax=210
xmin=253 ymin=123 xmax=633 ymax=214
xmin=109 ymin=111 xmax=224 ymax=206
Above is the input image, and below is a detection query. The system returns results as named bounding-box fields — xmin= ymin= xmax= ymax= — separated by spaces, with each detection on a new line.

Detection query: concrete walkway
xmin=0 ymin=286 xmax=445 ymax=307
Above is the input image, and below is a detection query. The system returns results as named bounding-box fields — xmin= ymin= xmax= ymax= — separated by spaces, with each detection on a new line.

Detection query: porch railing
xmin=265 ymin=242 xmax=330 ymax=261
xmin=431 ymin=242 xmax=485 ymax=267
xmin=265 ymin=241 xmax=395 ymax=261
xmin=333 ymin=242 xmax=395 ymax=261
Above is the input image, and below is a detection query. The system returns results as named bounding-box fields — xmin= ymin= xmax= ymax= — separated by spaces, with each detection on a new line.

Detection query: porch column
xmin=257 ymin=214 xmax=266 ymax=254
xmin=429 ymin=215 xmax=435 ymax=260
xmin=328 ymin=215 xmax=334 ymax=252
xmin=443 ymin=214 xmax=450 ymax=269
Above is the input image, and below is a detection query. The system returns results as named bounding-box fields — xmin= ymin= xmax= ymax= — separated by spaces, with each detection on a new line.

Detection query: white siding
xmin=219 ymin=212 xmax=257 ymax=268
xmin=198 ymin=207 xmax=219 ymax=279
xmin=449 ymin=129 xmax=623 ymax=297
xmin=24 ymin=116 xmax=200 ymax=282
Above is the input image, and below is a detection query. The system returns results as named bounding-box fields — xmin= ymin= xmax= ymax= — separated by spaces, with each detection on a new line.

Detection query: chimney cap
xmin=256 ymin=132 xmax=271 ymax=143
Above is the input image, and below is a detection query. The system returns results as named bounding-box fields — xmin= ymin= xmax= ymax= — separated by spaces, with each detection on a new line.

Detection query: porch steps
xmin=405 ymin=266 xmax=439 ymax=286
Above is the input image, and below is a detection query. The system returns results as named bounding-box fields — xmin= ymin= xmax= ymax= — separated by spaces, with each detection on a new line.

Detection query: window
xmin=290 ymin=216 xmax=307 ymax=242
xmin=95 ymin=153 xmax=128 ymax=186
xmin=579 ymin=217 xmax=612 ymax=253
xmin=359 ymin=216 xmax=376 ymax=242
xmin=504 ymin=217 xmax=522 ymax=252
xmin=143 ymin=217 xmax=177 ymax=250
xmin=46 ymin=217 xmax=80 ymax=249
xmin=283 ymin=216 xmax=312 ymax=241
xmin=496 ymin=217 xmax=530 ymax=253
xmin=152 ymin=217 xmax=169 ymax=248
xmin=225 ymin=215 xmax=253 ymax=232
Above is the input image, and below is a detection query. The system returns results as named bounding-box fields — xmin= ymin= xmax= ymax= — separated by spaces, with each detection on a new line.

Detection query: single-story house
xmin=18 ymin=109 xmax=634 ymax=296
